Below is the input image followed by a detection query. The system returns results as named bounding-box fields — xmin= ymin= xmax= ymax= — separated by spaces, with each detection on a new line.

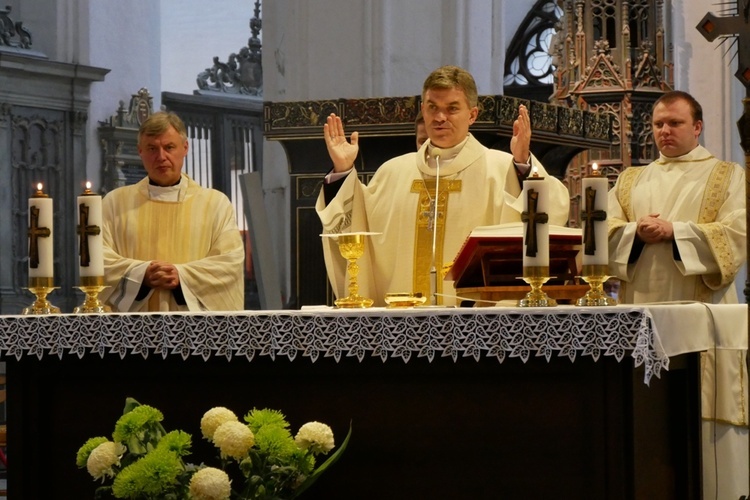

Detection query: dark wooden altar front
xmin=2 ymin=309 xmax=700 ymax=500
xmin=263 ymin=95 xmax=611 ymax=308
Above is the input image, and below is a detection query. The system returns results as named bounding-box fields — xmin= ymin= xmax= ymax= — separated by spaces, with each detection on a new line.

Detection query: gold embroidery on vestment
xmin=411 ymin=179 xmax=462 ymax=303
xmin=695 ymin=161 xmax=735 ymax=300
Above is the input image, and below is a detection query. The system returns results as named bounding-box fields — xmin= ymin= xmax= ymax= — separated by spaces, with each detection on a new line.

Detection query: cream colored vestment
xmin=608 ymin=145 xmax=748 ymax=500
xmin=317 ymin=134 xmax=570 ymax=307
xmin=101 ymin=175 xmax=245 ymax=312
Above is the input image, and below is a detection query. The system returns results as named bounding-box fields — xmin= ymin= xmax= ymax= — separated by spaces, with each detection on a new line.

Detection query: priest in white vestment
xmin=101 ymin=111 xmax=245 ymax=312
xmin=316 ymin=65 xmax=570 ymax=307
xmin=608 ymin=90 xmax=748 ymax=500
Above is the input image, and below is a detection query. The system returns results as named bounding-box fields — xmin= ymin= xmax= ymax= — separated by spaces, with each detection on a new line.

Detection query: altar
xmin=0 ymin=303 xmax=746 ymax=499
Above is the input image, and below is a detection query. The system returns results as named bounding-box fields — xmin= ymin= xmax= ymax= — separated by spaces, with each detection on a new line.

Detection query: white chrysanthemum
xmin=200 ymin=407 xmax=238 ymax=440
xmin=189 ymin=467 xmax=232 ymax=500
xmin=212 ymin=421 xmax=255 ymax=460
xmin=295 ymin=421 xmax=335 ymax=454
xmin=86 ymin=441 xmax=126 ymax=480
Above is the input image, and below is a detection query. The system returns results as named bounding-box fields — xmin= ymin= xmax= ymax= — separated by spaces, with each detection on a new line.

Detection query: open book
xmin=445 ymin=222 xmax=582 ymax=287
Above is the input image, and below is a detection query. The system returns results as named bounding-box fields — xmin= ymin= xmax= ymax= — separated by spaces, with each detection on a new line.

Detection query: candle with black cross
xmin=518 ymin=167 xmax=556 ymax=307
xmin=521 ymin=167 xmax=550 ymax=270
xmin=27 ymin=183 xmax=54 ymax=280
xmin=580 ymin=163 xmax=608 ymax=268
xmin=74 ymin=181 xmax=110 ymax=313
xmin=77 ymin=182 xmax=104 ymax=279
xmin=23 ymin=182 xmax=60 ymax=314
xmin=576 ymin=163 xmax=616 ymax=307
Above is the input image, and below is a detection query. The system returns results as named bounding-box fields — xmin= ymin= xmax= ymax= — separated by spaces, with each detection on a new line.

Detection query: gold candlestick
xmin=576 ymin=265 xmax=617 ymax=306
xmin=518 ymin=266 xmax=557 ymax=307
xmin=22 ymin=277 xmax=61 ymax=314
xmin=74 ymin=276 xmax=112 ymax=313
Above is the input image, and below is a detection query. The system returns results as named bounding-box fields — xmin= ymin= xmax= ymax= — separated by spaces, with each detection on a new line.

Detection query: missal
xmin=445 ymin=222 xmax=583 ymax=289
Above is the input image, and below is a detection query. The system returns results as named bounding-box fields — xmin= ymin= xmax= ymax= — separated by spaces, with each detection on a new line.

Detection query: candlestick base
xmin=74 ymin=276 xmax=111 ymax=313
xmin=576 ymin=266 xmax=617 ymax=307
xmin=74 ymin=286 xmax=112 ymax=313
xmin=518 ymin=267 xmax=557 ymax=307
xmin=23 ymin=278 xmax=61 ymax=315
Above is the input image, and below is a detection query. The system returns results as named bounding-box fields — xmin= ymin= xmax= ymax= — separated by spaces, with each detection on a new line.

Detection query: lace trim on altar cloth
xmin=0 ymin=307 xmax=668 ymax=385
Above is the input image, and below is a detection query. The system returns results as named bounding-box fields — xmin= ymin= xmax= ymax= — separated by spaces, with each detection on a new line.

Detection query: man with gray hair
xmin=101 ymin=111 xmax=245 ymax=311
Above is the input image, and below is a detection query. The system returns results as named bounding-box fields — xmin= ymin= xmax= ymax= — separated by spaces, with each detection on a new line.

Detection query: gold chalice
xmin=322 ymin=232 xmax=378 ymax=308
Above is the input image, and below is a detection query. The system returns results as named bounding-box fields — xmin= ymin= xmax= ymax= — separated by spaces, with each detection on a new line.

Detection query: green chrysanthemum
xmin=112 ymin=405 xmax=164 ymax=443
xmin=254 ymin=424 xmax=298 ymax=464
xmin=244 ymin=408 xmax=290 ymax=433
xmin=156 ymin=430 xmax=192 ymax=457
xmin=76 ymin=436 xmax=109 ymax=468
xmin=111 ymin=448 xmax=183 ymax=498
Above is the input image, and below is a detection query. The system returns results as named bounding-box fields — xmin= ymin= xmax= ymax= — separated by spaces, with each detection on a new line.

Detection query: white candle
xmin=581 ymin=163 xmax=609 ymax=266
xmin=28 ymin=183 xmax=54 ymax=278
xmin=77 ymin=182 xmax=104 ymax=277
xmin=522 ymin=168 xmax=550 ymax=268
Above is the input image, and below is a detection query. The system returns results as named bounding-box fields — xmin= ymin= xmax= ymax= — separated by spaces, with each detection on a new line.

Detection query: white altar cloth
xmin=0 ymin=303 xmax=745 ymax=387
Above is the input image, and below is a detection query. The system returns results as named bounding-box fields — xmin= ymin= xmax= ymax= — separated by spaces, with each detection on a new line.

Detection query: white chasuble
xmin=317 ymin=134 xmax=570 ymax=307
xmin=101 ymin=175 xmax=245 ymax=312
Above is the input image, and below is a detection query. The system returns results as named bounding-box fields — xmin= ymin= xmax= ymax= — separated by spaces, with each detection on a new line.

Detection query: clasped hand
xmin=145 ymin=261 xmax=180 ymax=290
xmin=636 ymin=214 xmax=673 ymax=244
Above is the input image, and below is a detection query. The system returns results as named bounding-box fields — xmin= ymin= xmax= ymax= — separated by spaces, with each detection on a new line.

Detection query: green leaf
xmin=122 ymin=397 xmax=142 ymax=414
xmin=292 ymin=422 xmax=352 ymax=498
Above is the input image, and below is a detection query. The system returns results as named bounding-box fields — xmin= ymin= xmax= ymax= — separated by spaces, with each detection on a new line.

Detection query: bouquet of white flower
xmin=76 ymin=398 xmax=350 ymax=500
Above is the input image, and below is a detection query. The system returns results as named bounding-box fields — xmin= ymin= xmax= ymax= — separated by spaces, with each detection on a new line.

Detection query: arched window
xmin=503 ymin=0 xmax=563 ymax=101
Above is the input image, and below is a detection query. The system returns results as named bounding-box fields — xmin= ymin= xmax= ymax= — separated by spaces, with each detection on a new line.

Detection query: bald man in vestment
xmin=101 ymin=111 xmax=245 ymax=312
xmin=608 ymin=90 xmax=747 ymax=499
xmin=317 ymin=65 xmax=570 ymax=307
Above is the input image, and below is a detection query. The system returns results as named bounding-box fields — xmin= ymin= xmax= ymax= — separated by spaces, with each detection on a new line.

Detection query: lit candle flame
xmin=37 ymin=183 xmax=43 ymax=191
xmin=532 ymin=166 xmax=539 ymax=177
xmin=86 ymin=181 xmax=92 ymax=190
xmin=592 ymin=163 xmax=598 ymax=172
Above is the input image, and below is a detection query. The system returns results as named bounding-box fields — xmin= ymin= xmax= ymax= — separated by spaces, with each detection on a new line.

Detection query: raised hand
xmin=323 ymin=113 xmax=360 ymax=173
xmin=510 ymin=104 xmax=531 ymax=165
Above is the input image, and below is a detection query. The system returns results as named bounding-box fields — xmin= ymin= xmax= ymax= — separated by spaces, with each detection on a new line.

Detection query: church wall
xmin=86 ymin=1 xmax=161 ymax=190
